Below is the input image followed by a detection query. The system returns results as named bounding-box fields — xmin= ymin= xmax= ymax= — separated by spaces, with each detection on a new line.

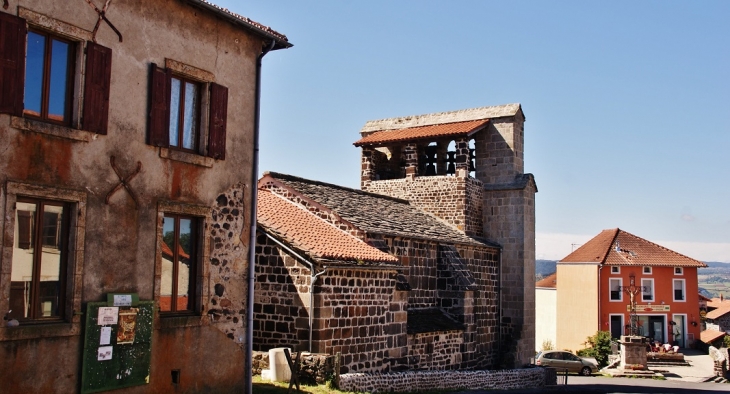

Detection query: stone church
xmin=253 ymin=103 xmax=536 ymax=373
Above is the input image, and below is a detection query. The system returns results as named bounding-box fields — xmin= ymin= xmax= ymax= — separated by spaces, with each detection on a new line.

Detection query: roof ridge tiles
xmin=360 ymin=103 xmax=522 ymax=134
xmin=264 ymin=171 xmax=412 ymax=204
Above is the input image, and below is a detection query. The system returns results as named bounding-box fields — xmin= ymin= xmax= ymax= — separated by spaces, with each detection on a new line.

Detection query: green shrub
xmin=578 ymin=330 xmax=612 ymax=367
xmin=723 ymin=335 xmax=730 ymax=348
xmin=541 ymin=339 xmax=554 ymax=351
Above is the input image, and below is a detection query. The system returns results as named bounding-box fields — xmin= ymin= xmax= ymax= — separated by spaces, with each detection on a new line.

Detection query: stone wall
xmin=252 ymin=351 xmax=336 ymax=384
xmin=338 ymin=368 xmax=544 ymax=393
xmin=362 ymin=175 xmax=484 ymax=238
xmin=408 ymin=331 xmax=464 ymax=370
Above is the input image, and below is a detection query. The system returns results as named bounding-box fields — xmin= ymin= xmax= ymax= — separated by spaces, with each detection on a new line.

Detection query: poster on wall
xmin=97 ymin=346 xmax=113 ymax=361
xmin=116 ymin=308 xmax=138 ymax=345
xmin=97 ymin=307 xmax=119 ymax=325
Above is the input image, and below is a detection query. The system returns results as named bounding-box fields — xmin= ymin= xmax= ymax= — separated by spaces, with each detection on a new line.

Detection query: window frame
xmin=674 ymin=267 xmax=683 ymax=276
xmin=10 ymin=197 xmax=71 ymax=322
xmin=673 ymin=279 xmax=686 ymax=302
xmin=155 ymin=200 xmax=211 ymax=325
xmin=609 ymin=278 xmax=623 ymax=302
xmin=642 ymin=266 xmax=652 ymax=274
xmin=167 ymin=74 xmax=202 ymax=153
xmin=23 ymin=28 xmax=76 ymax=126
xmin=160 ymin=213 xmax=199 ymax=315
xmin=610 ymin=266 xmax=620 ymax=274
xmin=0 ymin=181 xmax=86 ymax=340
xmin=641 ymin=278 xmax=654 ymax=302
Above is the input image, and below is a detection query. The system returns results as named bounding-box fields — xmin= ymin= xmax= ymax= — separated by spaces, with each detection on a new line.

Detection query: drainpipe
xmin=497 ymin=247 xmax=503 ymax=366
xmin=245 ymin=39 xmax=275 ymax=394
xmin=263 ymin=232 xmax=327 ymax=352
xmin=598 ymin=265 xmax=603 ymax=334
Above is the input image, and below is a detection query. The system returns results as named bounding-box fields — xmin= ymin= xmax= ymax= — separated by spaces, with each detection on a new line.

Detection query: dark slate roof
xmin=407 ymin=308 xmax=464 ymax=334
xmin=265 ymin=172 xmax=497 ymax=248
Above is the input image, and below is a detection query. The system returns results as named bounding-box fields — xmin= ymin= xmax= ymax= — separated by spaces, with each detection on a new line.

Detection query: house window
xmin=24 ymin=30 xmax=74 ymax=124
xmin=610 ymin=278 xmax=622 ymax=301
xmin=643 ymin=266 xmax=652 ymax=274
xmin=0 ymin=12 xmax=112 ymax=133
xmin=148 ymin=62 xmax=228 ymax=160
xmin=611 ymin=266 xmax=620 ymax=274
xmin=673 ymin=279 xmax=685 ymax=301
xmin=674 ymin=267 xmax=683 ymax=275
xmin=641 ymin=278 xmax=654 ymax=302
xmin=160 ymin=214 xmax=198 ymax=313
xmin=9 ymin=198 xmax=69 ymax=321
xmin=169 ymin=76 xmax=200 ymax=151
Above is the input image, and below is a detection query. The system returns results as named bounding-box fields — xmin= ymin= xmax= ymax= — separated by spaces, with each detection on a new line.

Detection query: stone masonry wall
xmin=338 ymin=368 xmax=545 ymax=393
xmin=408 ymin=331 xmax=464 ymax=370
xmin=314 ymin=267 xmax=401 ymax=374
xmin=252 ymin=351 xmax=336 ymax=384
xmin=253 ymin=232 xmax=311 ymax=351
xmin=362 ymin=175 xmax=484 ymax=238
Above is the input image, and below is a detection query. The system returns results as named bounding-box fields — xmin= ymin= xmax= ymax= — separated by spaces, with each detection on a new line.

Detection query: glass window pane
xmin=182 ymin=82 xmax=198 ymax=150
xmin=10 ymin=202 xmax=37 ymax=320
xmin=37 ymin=204 xmax=64 ymax=317
xmin=24 ymin=32 xmax=45 ymax=117
xmin=161 ymin=216 xmax=175 ymax=312
xmin=169 ymin=78 xmax=181 ymax=147
xmin=47 ymin=39 xmax=70 ymax=122
xmin=177 ymin=218 xmax=192 ymax=310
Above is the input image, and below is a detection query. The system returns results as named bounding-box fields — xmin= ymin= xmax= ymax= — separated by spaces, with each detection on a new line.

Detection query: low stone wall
xmin=253 ymin=351 xmax=336 ymax=384
xmin=709 ymin=346 xmax=727 ymax=378
xmin=338 ymin=368 xmax=544 ymax=393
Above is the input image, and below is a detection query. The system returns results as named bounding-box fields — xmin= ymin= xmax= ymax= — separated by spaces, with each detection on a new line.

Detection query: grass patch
xmin=252 ymin=375 xmax=352 ymax=394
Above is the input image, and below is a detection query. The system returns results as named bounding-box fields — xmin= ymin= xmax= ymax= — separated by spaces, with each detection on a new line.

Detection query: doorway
xmin=648 ymin=316 xmax=665 ymax=343
xmin=610 ymin=315 xmax=623 ymax=339
xmin=672 ymin=315 xmax=685 ymax=347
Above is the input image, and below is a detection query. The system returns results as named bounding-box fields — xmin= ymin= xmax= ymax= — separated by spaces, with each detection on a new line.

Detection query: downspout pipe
xmin=263 ymin=232 xmax=326 ymax=352
xmin=245 ymin=39 xmax=275 ymax=394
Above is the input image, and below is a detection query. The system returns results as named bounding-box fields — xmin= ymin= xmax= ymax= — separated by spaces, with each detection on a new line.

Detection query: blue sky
xmin=219 ymin=1 xmax=729 ymax=262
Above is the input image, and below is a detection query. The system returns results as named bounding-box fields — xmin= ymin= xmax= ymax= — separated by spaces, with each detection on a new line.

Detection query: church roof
xmin=261 ymin=172 xmax=497 ymax=248
xmin=257 ymin=189 xmax=398 ymax=265
xmin=559 ymin=228 xmax=706 ymax=268
xmin=353 ymin=119 xmax=489 ymax=147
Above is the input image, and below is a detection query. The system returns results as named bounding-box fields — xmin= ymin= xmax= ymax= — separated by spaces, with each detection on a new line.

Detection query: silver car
xmin=535 ymin=350 xmax=599 ymax=376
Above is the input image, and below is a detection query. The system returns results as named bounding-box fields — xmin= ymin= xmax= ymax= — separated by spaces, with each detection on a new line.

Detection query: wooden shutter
xmin=0 ymin=13 xmax=26 ymax=116
xmin=82 ymin=42 xmax=112 ymax=134
xmin=207 ymin=83 xmax=228 ymax=160
xmin=148 ymin=63 xmax=170 ymax=147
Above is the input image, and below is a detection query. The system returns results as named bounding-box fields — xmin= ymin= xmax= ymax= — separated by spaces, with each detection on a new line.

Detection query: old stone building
xmin=0 ymin=1 xmax=289 ymax=392
xmin=254 ymin=104 xmax=536 ymax=372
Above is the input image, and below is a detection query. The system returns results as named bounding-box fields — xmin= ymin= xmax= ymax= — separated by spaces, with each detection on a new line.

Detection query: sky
xmin=218 ymin=1 xmax=729 ymax=262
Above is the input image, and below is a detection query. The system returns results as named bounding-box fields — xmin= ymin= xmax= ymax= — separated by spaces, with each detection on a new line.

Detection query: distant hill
xmin=536 ymin=260 xmax=557 ymax=280
xmin=704 ymin=261 xmax=730 ymax=268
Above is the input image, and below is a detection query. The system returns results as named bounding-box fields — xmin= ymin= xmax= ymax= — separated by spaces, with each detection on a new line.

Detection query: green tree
xmin=576 ymin=331 xmax=612 ymax=367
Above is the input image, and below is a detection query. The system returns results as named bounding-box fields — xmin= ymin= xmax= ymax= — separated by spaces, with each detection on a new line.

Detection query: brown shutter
xmin=207 ymin=83 xmax=228 ymax=160
xmin=82 ymin=42 xmax=112 ymax=134
xmin=148 ymin=63 xmax=170 ymax=147
xmin=0 ymin=13 xmax=26 ymax=116
xmin=17 ymin=210 xmax=32 ymax=250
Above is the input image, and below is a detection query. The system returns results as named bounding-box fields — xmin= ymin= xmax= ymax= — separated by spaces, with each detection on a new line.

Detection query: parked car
xmin=535 ymin=350 xmax=599 ymax=376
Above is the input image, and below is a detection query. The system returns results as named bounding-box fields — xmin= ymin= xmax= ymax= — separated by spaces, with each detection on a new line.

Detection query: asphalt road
xmin=454 ymin=376 xmax=730 ymax=394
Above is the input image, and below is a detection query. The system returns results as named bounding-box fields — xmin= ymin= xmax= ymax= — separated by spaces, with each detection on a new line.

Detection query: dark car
xmin=535 ymin=350 xmax=599 ymax=376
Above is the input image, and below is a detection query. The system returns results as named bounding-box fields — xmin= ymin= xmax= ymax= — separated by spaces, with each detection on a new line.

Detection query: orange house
xmin=556 ymin=229 xmax=706 ymax=352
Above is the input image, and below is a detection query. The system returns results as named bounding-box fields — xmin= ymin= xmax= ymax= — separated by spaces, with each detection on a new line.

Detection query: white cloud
xmin=536 ymin=232 xmax=730 ymax=263
xmin=680 ymin=214 xmax=695 ymax=222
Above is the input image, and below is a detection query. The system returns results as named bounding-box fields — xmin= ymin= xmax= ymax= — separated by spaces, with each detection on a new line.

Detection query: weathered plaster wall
xmin=0 ymin=0 xmax=275 ymax=391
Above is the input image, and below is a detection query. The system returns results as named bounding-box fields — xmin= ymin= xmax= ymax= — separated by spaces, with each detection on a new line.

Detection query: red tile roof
xmin=536 ymin=272 xmax=557 ymax=288
xmin=353 ymin=119 xmax=489 ymax=147
xmin=707 ymin=305 xmax=730 ymax=320
xmin=559 ymin=228 xmax=707 ymax=267
xmin=708 ymin=297 xmax=730 ymax=309
xmin=161 ymin=242 xmax=190 ymax=260
xmin=701 ymin=329 xmax=726 ymax=344
xmin=257 ymin=189 xmax=398 ymax=264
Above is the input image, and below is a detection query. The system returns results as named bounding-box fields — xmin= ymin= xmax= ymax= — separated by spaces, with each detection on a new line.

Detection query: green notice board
xmin=80 ymin=298 xmax=154 ymax=394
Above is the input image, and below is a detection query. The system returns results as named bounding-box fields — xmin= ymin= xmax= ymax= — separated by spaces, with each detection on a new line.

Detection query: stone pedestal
xmin=619 ymin=336 xmax=648 ymax=372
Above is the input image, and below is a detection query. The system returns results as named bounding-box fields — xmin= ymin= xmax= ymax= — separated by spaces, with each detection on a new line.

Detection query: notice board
xmin=80 ymin=294 xmax=154 ymax=393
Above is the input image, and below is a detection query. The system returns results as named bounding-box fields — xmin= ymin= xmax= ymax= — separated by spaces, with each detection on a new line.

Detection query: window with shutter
xmin=0 ymin=12 xmax=26 ymax=116
xmin=82 ymin=41 xmax=112 ymax=134
xmin=148 ymin=63 xmax=228 ymax=160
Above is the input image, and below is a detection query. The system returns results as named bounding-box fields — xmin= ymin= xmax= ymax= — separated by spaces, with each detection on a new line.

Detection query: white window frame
xmin=641 ymin=278 xmax=655 ymax=302
xmin=609 ymin=278 xmax=623 ymax=302
xmin=643 ymin=266 xmax=652 ymax=274
xmin=611 ymin=266 xmax=620 ymax=274
xmin=673 ymin=279 xmax=686 ymax=302
xmin=674 ymin=267 xmax=683 ymax=275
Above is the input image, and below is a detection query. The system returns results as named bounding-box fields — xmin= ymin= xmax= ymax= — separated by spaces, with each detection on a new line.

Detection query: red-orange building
xmin=556 ymin=229 xmax=706 ymax=351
